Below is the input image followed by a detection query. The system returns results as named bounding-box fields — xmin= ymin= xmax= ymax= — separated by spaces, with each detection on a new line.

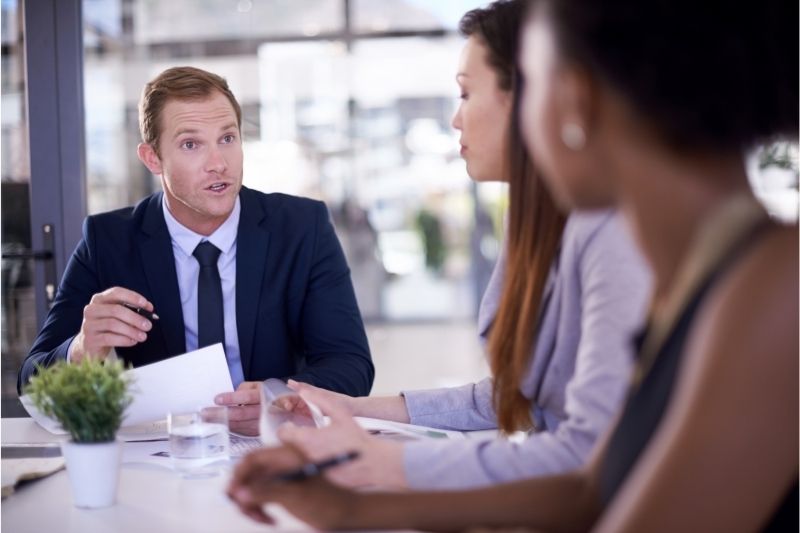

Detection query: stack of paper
xmin=21 ymin=344 xmax=233 ymax=440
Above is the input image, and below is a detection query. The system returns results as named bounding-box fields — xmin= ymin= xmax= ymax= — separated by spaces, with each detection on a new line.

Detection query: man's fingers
xmin=227 ymin=404 xmax=261 ymax=421
xmin=92 ymin=286 xmax=153 ymax=310
xmin=84 ymin=303 xmax=152 ymax=335
xmin=237 ymin=381 xmax=260 ymax=391
xmin=92 ymin=316 xmax=149 ymax=341
xmin=215 ymin=389 xmax=260 ymax=406
xmin=229 ymin=419 xmax=260 ymax=436
xmin=98 ymin=332 xmax=141 ymax=348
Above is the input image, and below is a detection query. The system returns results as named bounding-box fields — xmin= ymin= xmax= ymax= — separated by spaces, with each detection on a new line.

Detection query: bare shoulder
xmin=693 ymin=222 xmax=797 ymax=374
xmin=750 ymin=223 xmax=799 ymax=267
xmin=721 ymin=223 xmax=798 ymax=313
xmin=596 ymin=222 xmax=798 ymax=533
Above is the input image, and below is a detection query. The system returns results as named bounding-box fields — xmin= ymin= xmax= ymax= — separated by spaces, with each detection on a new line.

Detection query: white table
xmin=1 ymin=418 xmax=440 ymax=532
xmin=0 ymin=418 xmax=314 ymax=532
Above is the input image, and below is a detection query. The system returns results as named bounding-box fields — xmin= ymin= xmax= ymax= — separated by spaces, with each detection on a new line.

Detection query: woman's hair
xmin=537 ymin=0 xmax=798 ymax=152
xmin=461 ymin=0 xmax=567 ymax=433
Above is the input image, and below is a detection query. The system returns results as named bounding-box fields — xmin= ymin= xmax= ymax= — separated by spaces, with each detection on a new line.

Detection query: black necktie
xmin=192 ymin=241 xmax=224 ymax=350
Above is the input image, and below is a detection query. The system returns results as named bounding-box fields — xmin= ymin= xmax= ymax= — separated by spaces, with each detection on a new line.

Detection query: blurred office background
xmin=2 ymin=0 xmax=798 ymax=412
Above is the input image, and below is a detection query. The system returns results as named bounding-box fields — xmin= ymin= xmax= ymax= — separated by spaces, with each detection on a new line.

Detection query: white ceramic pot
xmin=60 ymin=439 xmax=122 ymax=509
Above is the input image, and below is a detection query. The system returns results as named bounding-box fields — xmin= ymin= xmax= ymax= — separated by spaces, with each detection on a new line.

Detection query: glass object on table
xmin=167 ymin=406 xmax=229 ymax=478
xmin=259 ymin=378 xmax=324 ymax=447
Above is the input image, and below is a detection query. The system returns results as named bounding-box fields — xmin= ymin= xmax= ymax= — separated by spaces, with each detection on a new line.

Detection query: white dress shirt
xmin=162 ymin=196 xmax=244 ymax=389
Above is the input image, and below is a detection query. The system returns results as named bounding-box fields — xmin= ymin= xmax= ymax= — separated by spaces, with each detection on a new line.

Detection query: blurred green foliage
xmin=25 ymin=359 xmax=133 ymax=443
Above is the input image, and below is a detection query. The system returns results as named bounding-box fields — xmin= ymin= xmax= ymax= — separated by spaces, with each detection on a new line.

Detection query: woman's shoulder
xmin=700 ymin=222 xmax=797 ymax=363
xmin=564 ymin=209 xmax=629 ymax=246
xmin=723 ymin=222 xmax=797 ymax=298
xmin=563 ymin=209 xmax=642 ymax=262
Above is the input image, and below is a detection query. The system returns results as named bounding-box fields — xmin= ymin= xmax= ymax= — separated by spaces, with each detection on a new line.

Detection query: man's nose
xmin=205 ymin=145 xmax=227 ymax=173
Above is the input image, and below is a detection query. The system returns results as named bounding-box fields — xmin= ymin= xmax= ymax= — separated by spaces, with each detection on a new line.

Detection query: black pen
xmin=274 ymin=451 xmax=360 ymax=482
xmin=122 ymin=302 xmax=160 ymax=321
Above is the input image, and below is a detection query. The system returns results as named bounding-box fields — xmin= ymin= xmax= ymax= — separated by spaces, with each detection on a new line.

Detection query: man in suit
xmin=18 ymin=66 xmax=374 ymax=434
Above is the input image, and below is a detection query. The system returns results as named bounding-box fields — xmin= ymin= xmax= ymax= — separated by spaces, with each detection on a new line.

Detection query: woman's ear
xmin=137 ymin=143 xmax=162 ymax=175
xmin=554 ymin=65 xmax=595 ymax=151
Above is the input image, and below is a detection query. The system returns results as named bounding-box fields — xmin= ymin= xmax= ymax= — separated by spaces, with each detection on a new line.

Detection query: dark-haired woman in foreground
xmin=228 ymin=0 xmax=798 ymax=530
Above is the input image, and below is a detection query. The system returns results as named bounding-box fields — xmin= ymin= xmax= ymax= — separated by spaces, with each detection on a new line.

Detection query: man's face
xmin=138 ymin=91 xmax=243 ymax=235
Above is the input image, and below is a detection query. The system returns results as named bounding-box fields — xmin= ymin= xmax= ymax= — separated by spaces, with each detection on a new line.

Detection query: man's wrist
xmin=66 ymin=335 xmax=82 ymax=363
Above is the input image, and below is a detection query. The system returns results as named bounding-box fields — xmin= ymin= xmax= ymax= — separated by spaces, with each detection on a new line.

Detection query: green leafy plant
xmin=25 ymin=359 xmax=133 ymax=443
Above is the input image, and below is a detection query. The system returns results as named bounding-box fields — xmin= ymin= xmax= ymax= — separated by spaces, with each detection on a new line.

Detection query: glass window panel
xmin=1 ymin=0 xmax=35 ymax=411
xmin=82 ymin=0 xmax=498 ymax=321
xmin=353 ymin=0 xmax=485 ymax=33
xmin=134 ymin=0 xmax=343 ymax=44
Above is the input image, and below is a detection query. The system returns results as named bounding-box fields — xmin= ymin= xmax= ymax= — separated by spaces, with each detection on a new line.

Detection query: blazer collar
xmin=136 ymin=192 xmax=186 ymax=357
xmin=235 ymin=187 xmax=271 ymax=378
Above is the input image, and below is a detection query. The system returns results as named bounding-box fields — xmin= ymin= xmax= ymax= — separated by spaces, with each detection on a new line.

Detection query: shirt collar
xmin=162 ymin=194 xmax=240 ymax=257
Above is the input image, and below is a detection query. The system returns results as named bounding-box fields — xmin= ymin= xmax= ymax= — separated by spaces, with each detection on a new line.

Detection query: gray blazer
xmin=401 ymin=210 xmax=651 ymax=489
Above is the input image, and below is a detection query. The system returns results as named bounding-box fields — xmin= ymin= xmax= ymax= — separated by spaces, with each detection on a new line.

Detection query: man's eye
xmin=182 ymin=140 xmax=196 ymax=150
xmin=459 ymin=92 xmax=468 ymax=100
xmin=222 ymin=134 xmax=235 ymax=143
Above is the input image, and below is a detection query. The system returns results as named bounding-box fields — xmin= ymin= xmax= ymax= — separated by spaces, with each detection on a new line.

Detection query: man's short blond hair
xmin=138 ymin=66 xmax=242 ymax=154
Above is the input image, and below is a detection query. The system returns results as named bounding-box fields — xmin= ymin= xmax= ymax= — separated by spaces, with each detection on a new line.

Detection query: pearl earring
xmin=561 ymin=123 xmax=586 ymax=150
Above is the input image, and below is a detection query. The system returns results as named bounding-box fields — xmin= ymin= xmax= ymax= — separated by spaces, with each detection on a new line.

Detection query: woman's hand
xmin=286 ymin=379 xmax=358 ymax=415
xmin=227 ymin=444 xmax=356 ymax=529
xmin=278 ymin=387 xmax=408 ymax=489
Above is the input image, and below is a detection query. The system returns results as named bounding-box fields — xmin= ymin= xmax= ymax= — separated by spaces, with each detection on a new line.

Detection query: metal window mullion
xmin=23 ymin=0 xmax=86 ymax=328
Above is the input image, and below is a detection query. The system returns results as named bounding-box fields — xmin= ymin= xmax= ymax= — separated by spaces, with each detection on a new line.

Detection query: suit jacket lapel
xmin=235 ymin=189 xmax=270 ymax=379
xmin=136 ymin=193 xmax=186 ymax=357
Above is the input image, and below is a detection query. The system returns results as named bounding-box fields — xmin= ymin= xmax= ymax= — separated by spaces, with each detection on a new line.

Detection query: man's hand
xmin=70 ymin=287 xmax=154 ymax=363
xmin=215 ymin=381 xmax=261 ymax=436
xmin=227 ymin=444 xmax=356 ymax=529
xmin=278 ymin=388 xmax=407 ymax=489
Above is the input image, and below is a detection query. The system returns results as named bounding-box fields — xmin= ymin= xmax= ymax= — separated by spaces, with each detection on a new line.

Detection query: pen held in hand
xmin=273 ymin=450 xmax=360 ymax=482
xmin=122 ymin=302 xmax=160 ymax=321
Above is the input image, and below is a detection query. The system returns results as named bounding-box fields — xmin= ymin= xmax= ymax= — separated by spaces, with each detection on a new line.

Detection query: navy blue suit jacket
xmin=19 ymin=187 xmax=374 ymax=396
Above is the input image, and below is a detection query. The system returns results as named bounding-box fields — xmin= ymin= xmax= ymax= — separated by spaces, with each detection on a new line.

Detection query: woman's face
xmin=518 ymin=12 xmax=614 ymax=208
xmin=452 ymin=36 xmax=513 ymax=183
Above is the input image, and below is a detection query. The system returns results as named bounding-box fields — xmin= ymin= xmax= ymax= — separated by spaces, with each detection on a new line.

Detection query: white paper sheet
xmin=124 ymin=343 xmax=233 ymax=426
xmin=19 ymin=395 xmax=67 ymax=435
xmin=21 ymin=344 xmax=234 ymax=435
xmin=353 ymin=417 xmax=467 ymax=441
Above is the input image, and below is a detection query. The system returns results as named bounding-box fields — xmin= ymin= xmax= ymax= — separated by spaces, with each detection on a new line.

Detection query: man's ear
xmin=137 ymin=143 xmax=162 ymax=175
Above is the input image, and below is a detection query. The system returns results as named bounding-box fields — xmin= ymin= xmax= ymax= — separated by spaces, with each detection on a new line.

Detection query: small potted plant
xmin=25 ymin=359 xmax=133 ymax=508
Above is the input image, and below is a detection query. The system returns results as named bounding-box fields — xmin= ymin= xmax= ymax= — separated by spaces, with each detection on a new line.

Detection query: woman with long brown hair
xmin=243 ymin=0 xmax=650 ymax=491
